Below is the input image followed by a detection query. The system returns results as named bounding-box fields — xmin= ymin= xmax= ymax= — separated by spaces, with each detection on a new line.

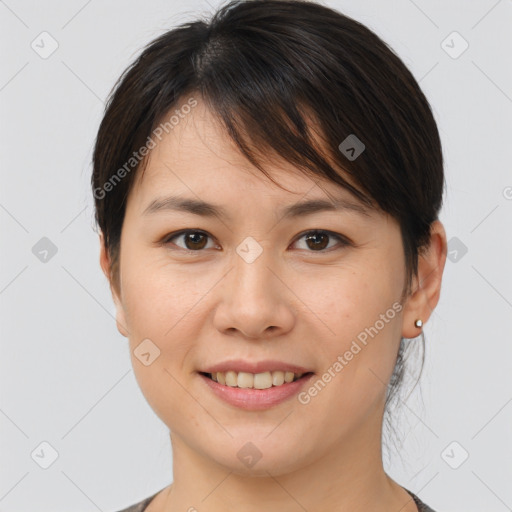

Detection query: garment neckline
xmin=139 ymin=485 xmax=429 ymax=511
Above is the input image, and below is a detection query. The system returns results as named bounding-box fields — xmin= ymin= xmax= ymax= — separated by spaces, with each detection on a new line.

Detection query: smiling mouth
xmin=199 ymin=371 xmax=314 ymax=389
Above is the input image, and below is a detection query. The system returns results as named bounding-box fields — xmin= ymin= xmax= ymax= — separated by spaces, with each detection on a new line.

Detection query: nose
xmin=212 ymin=247 xmax=296 ymax=340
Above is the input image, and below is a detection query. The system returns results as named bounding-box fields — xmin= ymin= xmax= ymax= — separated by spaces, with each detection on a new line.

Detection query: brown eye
xmin=304 ymin=232 xmax=329 ymax=250
xmin=293 ymin=230 xmax=350 ymax=252
xmin=164 ymin=230 xmax=215 ymax=251
xmin=163 ymin=229 xmax=350 ymax=254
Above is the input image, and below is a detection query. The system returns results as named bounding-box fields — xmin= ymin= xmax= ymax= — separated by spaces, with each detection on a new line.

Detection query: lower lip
xmin=198 ymin=372 xmax=315 ymax=411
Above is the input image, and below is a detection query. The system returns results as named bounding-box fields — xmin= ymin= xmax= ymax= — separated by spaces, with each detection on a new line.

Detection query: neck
xmin=161 ymin=408 xmax=417 ymax=512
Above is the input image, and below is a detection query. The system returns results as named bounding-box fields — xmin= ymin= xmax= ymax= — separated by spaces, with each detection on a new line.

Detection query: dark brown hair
xmin=92 ymin=0 xmax=444 ymax=446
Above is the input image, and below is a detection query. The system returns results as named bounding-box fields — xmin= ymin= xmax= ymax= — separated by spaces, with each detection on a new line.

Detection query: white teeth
xmin=272 ymin=371 xmax=285 ymax=386
xmin=225 ymin=370 xmax=238 ymax=387
xmin=237 ymin=372 xmax=254 ymax=388
xmin=284 ymin=371 xmax=295 ymax=383
xmin=253 ymin=371 xmax=272 ymax=389
xmin=208 ymin=370 xmax=306 ymax=388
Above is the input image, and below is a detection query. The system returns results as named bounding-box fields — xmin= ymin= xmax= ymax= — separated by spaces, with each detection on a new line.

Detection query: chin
xmin=205 ymin=439 xmax=310 ymax=478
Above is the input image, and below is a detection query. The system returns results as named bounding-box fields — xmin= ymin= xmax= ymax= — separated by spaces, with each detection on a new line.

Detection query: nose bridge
xmin=231 ymin=236 xmax=276 ymax=303
xmin=213 ymin=236 xmax=295 ymax=338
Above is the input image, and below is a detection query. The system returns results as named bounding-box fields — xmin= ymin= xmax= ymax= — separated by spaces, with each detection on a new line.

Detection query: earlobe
xmin=113 ymin=299 xmax=130 ymax=339
xmin=98 ymin=232 xmax=130 ymax=338
xmin=401 ymin=220 xmax=447 ymax=339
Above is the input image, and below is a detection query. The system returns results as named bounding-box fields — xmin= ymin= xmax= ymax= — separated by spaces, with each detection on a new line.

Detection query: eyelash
xmin=160 ymin=229 xmax=352 ymax=254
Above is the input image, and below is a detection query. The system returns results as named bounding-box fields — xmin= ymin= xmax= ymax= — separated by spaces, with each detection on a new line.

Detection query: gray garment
xmin=406 ymin=488 xmax=437 ymax=512
xmin=115 ymin=488 xmax=160 ymax=512
xmin=115 ymin=486 xmax=437 ymax=511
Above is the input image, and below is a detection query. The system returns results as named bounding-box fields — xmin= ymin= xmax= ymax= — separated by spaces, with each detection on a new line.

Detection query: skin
xmin=99 ymin=97 xmax=447 ymax=512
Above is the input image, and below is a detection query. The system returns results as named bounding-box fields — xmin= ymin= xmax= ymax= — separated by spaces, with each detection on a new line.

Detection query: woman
xmin=92 ymin=0 xmax=447 ymax=510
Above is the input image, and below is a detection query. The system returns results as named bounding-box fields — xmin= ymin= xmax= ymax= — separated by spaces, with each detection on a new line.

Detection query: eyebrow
xmin=142 ymin=194 xmax=372 ymax=221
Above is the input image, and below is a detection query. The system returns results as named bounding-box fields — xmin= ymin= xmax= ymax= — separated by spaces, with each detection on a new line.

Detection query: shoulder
xmin=113 ymin=489 xmax=162 ymax=512
xmin=404 ymin=488 xmax=438 ymax=512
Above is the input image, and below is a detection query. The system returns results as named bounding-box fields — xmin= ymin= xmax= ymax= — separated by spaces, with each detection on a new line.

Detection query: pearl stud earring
xmin=414 ymin=319 xmax=423 ymax=328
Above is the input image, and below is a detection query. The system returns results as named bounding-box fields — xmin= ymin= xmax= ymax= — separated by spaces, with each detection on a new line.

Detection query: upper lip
xmin=200 ymin=359 xmax=314 ymax=375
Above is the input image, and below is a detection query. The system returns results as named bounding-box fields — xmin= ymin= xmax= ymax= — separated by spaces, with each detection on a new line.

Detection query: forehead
xmin=128 ymin=97 xmax=374 ymax=214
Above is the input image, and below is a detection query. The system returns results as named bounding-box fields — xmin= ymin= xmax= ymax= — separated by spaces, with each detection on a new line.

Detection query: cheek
xmin=119 ymin=249 xmax=205 ymax=386
xmin=302 ymin=260 xmax=399 ymax=345
xmin=297 ymin=262 xmax=403 ymax=415
xmin=121 ymin=262 xmax=204 ymax=423
xmin=121 ymin=246 xmax=207 ymax=337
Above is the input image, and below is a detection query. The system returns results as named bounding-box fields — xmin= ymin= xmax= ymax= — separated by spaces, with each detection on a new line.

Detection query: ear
xmin=99 ymin=232 xmax=129 ymax=338
xmin=401 ymin=220 xmax=447 ymax=338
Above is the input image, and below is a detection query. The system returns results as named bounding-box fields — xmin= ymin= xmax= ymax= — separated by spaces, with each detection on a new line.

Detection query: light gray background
xmin=1 ymin=1 xmax=511 ymax=511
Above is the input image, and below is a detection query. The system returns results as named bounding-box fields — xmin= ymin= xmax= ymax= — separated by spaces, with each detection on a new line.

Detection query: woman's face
xmin=102 ymin=97 xmax=422 ymax=476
